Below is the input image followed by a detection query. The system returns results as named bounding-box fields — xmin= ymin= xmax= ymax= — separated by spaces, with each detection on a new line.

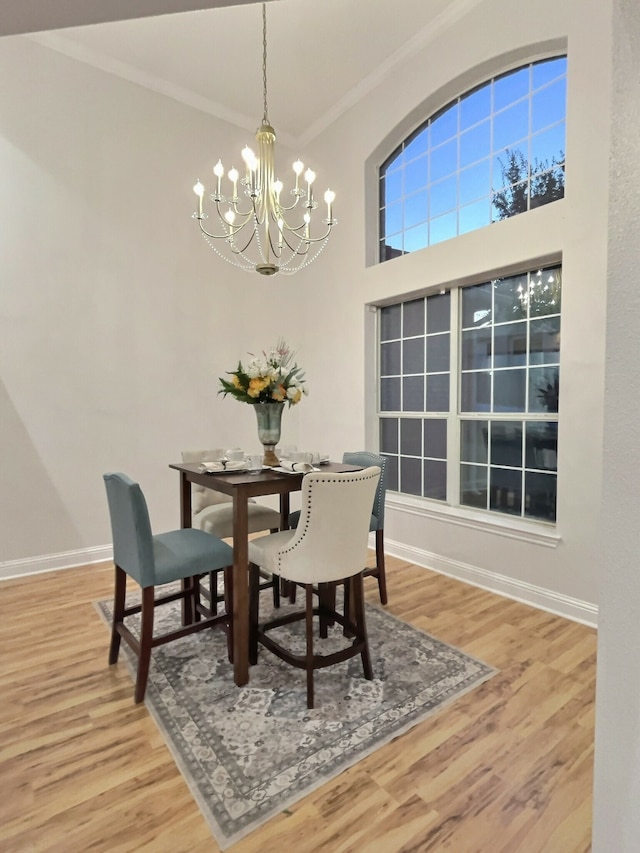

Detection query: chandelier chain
xmin=262 ymin=3 xmax=268 ymax=124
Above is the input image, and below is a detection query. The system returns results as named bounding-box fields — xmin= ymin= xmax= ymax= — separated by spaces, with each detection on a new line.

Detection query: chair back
xmin=103 ymin=473 xmax=156 ymax=588
xmin=275 ymin=466 xmax=380 ymax=585
xmin=342 ymin=451 xmax=387 ymax=529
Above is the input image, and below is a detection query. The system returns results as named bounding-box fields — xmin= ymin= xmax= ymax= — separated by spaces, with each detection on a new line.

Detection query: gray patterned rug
xmin=96 ymin=588 xmax=496 ymax=850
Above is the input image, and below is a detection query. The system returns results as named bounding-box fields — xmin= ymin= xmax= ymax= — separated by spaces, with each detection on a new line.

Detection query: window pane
xmin=380 ymin=377 xmax=401 ymax=411
xmin=424 ymin=460 xmax=447 ymax=500
xmin=400 ymin=418 xmax=422 ymax=455
xmin=459 ymin=159 xmax=491 ymax=205
xmin=531 ymin=122 xmax=565 ymax=169
xmin=404 ymin=223 xmax=428 ymax=253
xmin=460 ymin=119 xmax=490 ymax=168
xmin=380 ymin=304 xmax=401 ymax=341
xmin=430 ymin=139 xmax=458 ymax=183
xmin=404 ymin=155 xmax=429 ymax=193
xmin=380 ymin=341 xmax=401 ymax=376
xmin=430 ymin=104 xmax=458 ymax=147
xmin=382 ymin=168 xmax=402 ymax=205
xmin=403 ymin=298 xmax=425 ymax=337
xmin=403 ymin=376 xmax=425 ymax=411
xmin=429 ymin=212 xmax=457 ymax=245
xmin=384 ymin=454 xmax=399 ymax=491
xmin=532 ymin=57 xmax=566 ymax=89
xmin=490 ymin=467 xmax=522 ymax=515
xmin=460 ymin=85 xmax=491 ymax=130
xmin=459 ymin=198 xmax=491 ymax=235
xmin=405 ymin=190 xmax=428 ymax=229
xmin=494 ymin=322 xmax=528 ymax=367
xmin=493 ymin=99 xmax=529 ymax=151
xmin=529 ymin=317 xmax=560 ymax=365
xmin=384 ymin=200 xmax=403 ymax=235
xmin=461 ymin=420 xmax=488 ymax=464
xmin=529 ymin=268 xmax=562 ymax=317
xmin=461 ymin=328 xmax=492 ymax=370
xmin=430 ymin=175 xmax=457 ymax=217
xmin=529 ymin=367 xmax=559 ymax=413
xmin=491 ymin=421 xmax=523 ymax=467
xmin=461 ymin=371 xmax=491 ymax=412
xmin=404 ymin=128 xmax=429 ymax=161
xmin=426 ymin=374 xmax=450 ymax=412
xmin=380 ymin=418 xmax=399 ymax=454
xmin=494 ymin=274 xmax=528 ymax=323
xmin=461 ymin=282 xmax=492 ymax=328
xmin=400 ymin=457 xmax=422 ymax=495
xmin=424 ymin=418 xmax=447 ymax=458
xmin=532 ymin=78 xmax=566 ymax=133
xmin=494 ymin=67 xmax=529 ymax=111
xmin=525 ymin=471 xmax=557 ymax=521
xmin=427 ymin=333 xmax=450 ymax=373
xmin=461 ymin=464 xmax=487 ymax=509
xmin=403 ymin=338 xmax=425 ymax=374
xmin=494 ymin=368 xmax=526 ymax=412
xmin=525 ymin=422 xmax=557 ymax=471
xmin=427 ymin=292 xmax=450 ymax=333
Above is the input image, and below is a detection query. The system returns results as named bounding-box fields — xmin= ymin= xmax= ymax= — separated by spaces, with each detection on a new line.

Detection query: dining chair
xmin=181 ymin=449 xmax=282 ymax=612
xmin=248 ymin=466 xmax=381 ymax=709
xmin=103 ymin=472 xmax=234 ymax=704
xmin=288 ymin=450 xmax=389 ymax=605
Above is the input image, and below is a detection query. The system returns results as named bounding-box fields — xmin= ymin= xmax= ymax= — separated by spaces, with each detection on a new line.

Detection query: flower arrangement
xmin=219 ymin=338 xmax=308 ymax=407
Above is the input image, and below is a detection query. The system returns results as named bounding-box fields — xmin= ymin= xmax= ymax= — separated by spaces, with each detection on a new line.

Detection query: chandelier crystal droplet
xmin=192 ymin=3 xmax=337 ymax=276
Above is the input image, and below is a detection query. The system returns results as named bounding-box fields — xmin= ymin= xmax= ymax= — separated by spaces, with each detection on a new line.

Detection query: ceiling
xmin=11 ymin=0 xmax=482 ymax=148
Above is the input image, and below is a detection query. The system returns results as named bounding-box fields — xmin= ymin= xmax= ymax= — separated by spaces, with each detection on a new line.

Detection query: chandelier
xmin=192 ymin=3 xmax=336 ymax=276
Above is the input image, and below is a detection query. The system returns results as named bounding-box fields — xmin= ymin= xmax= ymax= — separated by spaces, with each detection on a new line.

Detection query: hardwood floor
xmin=0 ymin=556 xmax=595 ymax=852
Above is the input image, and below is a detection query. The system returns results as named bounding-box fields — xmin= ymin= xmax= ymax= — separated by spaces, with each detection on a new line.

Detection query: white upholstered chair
xmin=248 ymin=466 xmax=381 ymax=709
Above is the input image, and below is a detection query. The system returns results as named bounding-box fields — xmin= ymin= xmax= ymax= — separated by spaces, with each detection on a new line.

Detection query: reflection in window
xmin=379 ymin=56 xmax=567 ymax=261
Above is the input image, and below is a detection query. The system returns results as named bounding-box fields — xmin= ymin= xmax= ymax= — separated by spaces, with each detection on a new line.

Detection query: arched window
xmin=379 ymin=56 xmax=566 ymax=262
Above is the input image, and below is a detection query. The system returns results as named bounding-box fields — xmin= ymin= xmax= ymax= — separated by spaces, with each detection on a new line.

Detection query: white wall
xmin=297 ymin=0 xmax=611 ymax=617
xmin=592 ymin=0 xmax=640 ymax=847
xmin=0 ymin=35 xmax=305 ymax=567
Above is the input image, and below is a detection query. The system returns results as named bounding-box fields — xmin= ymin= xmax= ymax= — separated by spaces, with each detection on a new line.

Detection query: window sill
xmin=386 ymin=493 xmax=561 ymax=548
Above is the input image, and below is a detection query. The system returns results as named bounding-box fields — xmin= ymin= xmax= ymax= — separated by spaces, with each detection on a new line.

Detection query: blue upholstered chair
xmin=103 ymin=472 xmax=234 ymax=703
xmin=288 ymin=450 xmax=389 ymax=604
xmin=248 ymin=466 xmax=381 ymax=708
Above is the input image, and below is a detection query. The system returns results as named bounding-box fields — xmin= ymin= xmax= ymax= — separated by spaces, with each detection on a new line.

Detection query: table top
xmin=169 ymin=461 xmax=363 ymax=498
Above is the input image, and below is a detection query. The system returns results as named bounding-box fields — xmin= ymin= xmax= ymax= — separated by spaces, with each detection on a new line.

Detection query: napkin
xmin=277 ymin=460 xmax=318 ymax=474
xmin=198 ymin=460 xmax=248 ymax=473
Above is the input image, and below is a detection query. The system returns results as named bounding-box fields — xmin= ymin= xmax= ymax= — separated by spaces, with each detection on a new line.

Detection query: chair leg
xmin=375 ymin=529 xmax=388 ymax=605
xmin=352 ymin=574 xmax=373 ymax=681
xmin=223 ymin=566 xmax=234 ymax=663
xmin=305 ymin=584 xmax=315 ymax=709
xmin=272 ymin=573 xmax=281 ymax=609
xmin=249 ymin=563 xmax=260 ymax=666
xmin=134 ymin=586 xmax=155 ymax=704
xmin=109 ymin=565 xmax=127 ymax=665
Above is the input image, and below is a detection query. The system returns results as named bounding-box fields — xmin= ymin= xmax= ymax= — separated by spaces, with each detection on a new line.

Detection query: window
xmin=378 ymin=265 xmax=561 ymax=523
xmin=379 ymin=56 xmax=567 ymax=261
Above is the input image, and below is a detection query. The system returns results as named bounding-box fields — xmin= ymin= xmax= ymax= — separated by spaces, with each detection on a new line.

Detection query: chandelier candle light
xmin=193 ymin=3 xmax=337 ymax=276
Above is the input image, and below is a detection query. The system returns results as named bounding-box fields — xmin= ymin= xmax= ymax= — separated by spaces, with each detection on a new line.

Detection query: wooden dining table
xmin=169 ymin=461 xmax=361 ymax=687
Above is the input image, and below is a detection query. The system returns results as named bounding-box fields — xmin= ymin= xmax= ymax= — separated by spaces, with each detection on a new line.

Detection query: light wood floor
xmin=0 ymin=556 xmax=595 ymax=853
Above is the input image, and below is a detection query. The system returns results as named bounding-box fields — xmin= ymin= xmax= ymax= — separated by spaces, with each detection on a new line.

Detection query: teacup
xmin=226 ymin=448 xmax=245 ymax=462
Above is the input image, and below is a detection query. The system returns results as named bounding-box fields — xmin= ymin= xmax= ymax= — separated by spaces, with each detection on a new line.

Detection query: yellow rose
xmin=232 ymin=375 xmax=242 ymax=389
xmin=272 ymin=384 xmax=286 ymax=402
xmin=289 ymin=388 xmax=302 ymax=404
xmin=248 ymin=377 xmax=269 ymax=397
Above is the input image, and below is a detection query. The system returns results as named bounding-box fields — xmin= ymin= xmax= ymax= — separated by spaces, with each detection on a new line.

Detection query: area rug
xmin=95 ymin=588 xmax=496 ymax=850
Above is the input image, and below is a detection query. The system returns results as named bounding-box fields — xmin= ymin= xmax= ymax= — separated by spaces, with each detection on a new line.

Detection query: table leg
xmin=232 ymin=493 xmax=250 ymax=686
xmin=180 ymin=473 xmax=194 ymax=625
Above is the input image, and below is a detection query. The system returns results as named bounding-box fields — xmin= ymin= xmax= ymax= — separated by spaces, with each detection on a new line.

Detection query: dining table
xmin=169 ymin=460 xmax=362 ymax=687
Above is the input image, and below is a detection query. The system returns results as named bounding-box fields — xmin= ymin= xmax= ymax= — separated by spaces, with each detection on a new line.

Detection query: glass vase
xmin=253 ymin=402 xmax=284 ymax=466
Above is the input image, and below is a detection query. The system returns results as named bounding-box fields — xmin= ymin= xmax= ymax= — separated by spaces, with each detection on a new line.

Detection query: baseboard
xmin=4 ymin=538 xmax=599 ymax=629
xmin=381 ymin=536 xmax=598 ymax=628
xmin=0 ymin=545 xmax=112 ymax=581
